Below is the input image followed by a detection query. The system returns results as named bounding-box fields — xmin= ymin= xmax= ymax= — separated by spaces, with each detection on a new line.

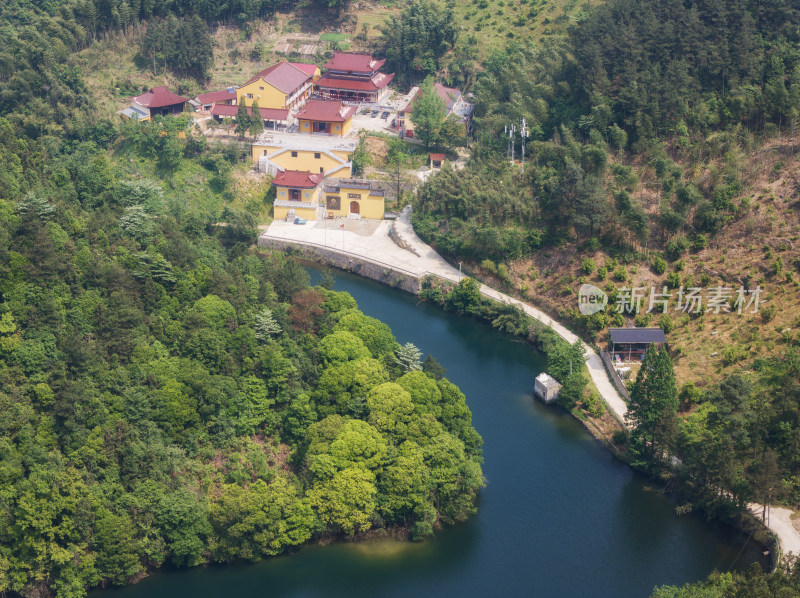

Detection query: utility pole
xmin=504 ymin=123 xmax=516 ymax=166
xmin=520 ymin=117 xmax=530 ymax=171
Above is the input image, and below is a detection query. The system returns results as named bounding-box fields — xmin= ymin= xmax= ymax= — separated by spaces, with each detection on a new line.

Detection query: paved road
xmin=262 ymin=207 xmax=629 ymax=424
xmin=748 ymin=504 xmax=800 ymax=561
xmin=261 ymin=208 xmax=800 ymax=562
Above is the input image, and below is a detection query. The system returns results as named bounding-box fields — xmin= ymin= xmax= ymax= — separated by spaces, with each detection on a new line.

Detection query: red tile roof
xmin=324 ymin=52 xmax=386 ymax=73
xmin=411 ymin=82 xmax=462 ymax=113
xmin=211 ymin=104 xmax=289 ymax=121
xmin=244 ymin=61 xmax=311 ymax=93
xmin=296 ymin=100 xmax=356 ymax=123
xmin=433 ymin=82 xmax=461 ymax=112
xmin=290 ymin=62 xmax=319 ymax=77
xmin=316 ymin=72 xmax=395 ymax=92
xmin=133 ymin=86 xmax=188 ymax=108
xmin=195 ymin=89 xmax=237 ymax=104
xmin=272 ymin=170 xmax=323 ymax=189
xmin=430 ymin=153 xmax=446 ymax=161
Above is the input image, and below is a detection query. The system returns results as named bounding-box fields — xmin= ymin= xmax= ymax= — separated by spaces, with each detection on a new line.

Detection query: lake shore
xmin=258 ymin=217 xmax=793 ymax=571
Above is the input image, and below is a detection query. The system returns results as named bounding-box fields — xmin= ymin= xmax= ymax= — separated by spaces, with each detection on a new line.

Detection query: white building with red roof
xmin=193 ymin=88 xmax=238 ymax=112
xmin=315 ymin=52 xmax=394 ymax=104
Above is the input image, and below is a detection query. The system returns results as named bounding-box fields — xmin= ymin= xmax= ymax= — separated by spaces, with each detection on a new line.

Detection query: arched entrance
xmin=349 ymin=201 xmax=360 ymax=214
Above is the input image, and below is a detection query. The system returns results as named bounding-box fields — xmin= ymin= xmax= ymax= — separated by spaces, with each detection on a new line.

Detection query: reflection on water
xmin=100 ymin=265 xmax=765 ymax=598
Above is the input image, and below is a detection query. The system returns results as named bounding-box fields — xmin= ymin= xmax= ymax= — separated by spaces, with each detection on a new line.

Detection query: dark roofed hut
xmin=608 ymin=327 xmax=667 ymax=363
xmin=131 ymin=86 xmax=188 ymax=118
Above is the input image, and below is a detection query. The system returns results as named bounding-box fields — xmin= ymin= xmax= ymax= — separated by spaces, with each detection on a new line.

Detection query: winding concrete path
xmin=748 ymin=504 xmax=800 ymax=561
xmin=261 ymin=208 xmax=629 ymax=424
xmin=260 ymin=207 xmax=800 ymax=563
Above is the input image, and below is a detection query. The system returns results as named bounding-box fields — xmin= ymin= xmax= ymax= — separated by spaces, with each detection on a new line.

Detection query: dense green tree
xmin=379 ymin=0 xmax=457 ymax=86
xmin=249 ymin=99 xmax=264 ymax=137
xmin=307 ymin=467 xmax=378 ymax=535
xmin=627 ymin=345 xmax=678 ymax=468
xmin=210 ymin=477 xmax=316 ymax=561
xmin=139 ymin=16 xmax=213 ymax=80
xmin=235 ymin=103 xmax=250 ymax=138
xmin=411 ymin=78 xmax=447 ymax=150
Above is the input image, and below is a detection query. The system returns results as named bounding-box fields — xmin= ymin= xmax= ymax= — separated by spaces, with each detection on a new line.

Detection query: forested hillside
xmin=409 ymin=0 xmax=800 ymax=549
xmin=0 ymin=3 xmax=485 ymax=597
xmin=0 ymin=114 xmax=483 ymax=598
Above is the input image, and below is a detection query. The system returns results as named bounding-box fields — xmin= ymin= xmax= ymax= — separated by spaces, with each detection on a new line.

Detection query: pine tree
xmin=250 ymin=99 xmax=264 ymax=137
xmin=254 ymin=308 xmax=281 ymax=341
xmin=395 ymin=342 xmax=423 ymax=372
xmin=626 ymin=344 xmax=678 ymax=469
xmin=235 ymin=102 xmax=250 ymax=138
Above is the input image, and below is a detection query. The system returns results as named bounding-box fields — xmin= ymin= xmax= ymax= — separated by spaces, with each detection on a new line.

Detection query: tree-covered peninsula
xmin=0 ymin=7 xmax=483 ymax=598
xmin=0 ymin=152 xmax=483 ymax=595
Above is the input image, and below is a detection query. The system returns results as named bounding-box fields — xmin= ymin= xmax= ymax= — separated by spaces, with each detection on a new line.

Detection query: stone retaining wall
xmin=258 ymin=236 xmax=421 ymax=294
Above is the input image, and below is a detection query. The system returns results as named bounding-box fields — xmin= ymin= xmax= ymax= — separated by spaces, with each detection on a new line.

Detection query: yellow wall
xmin=298 ymin=115 xmax=353 ymax=137
xmin=274 ymin=205 xmax=319 ymax=221
xmin=238 ymin=79 xmax=286 ymax=109
xmin=340 ymin=117 xmax=353 ymax=137
xmin=273 ymin=185 xmax=321 ymax=220
xmin=251 ymin=145 xmax=352 ymax=176
xmin=324 ymin=187 xmax=384 ymax=219
xmin=272 ymin=206 xmax=317 ymax=221
xmin=275 ymin=186 xmax=321 ymax=203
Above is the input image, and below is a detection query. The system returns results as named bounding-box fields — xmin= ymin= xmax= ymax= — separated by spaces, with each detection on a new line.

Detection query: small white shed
xmin=534 ymin=373 xmax=562 ymax=404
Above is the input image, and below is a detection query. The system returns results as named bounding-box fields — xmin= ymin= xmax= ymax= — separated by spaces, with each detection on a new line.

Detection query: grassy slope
xmin=477 ymin=136 xmax=800 ymax=390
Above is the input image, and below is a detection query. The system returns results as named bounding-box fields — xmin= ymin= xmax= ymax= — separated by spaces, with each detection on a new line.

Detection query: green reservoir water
xmin=104 ymin=266 xmax=766 ymax=598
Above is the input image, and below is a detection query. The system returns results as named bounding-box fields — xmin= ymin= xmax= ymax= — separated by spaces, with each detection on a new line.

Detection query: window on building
xmin=314 ymin=153 xmax=321 ymax=159
xmin=263 ymin=150 xmax=267 ymax=156
xmin=259 ymin=86 xmax=264 ymax=90
xmin=290 ymin=189 xmax=300 ymax=201
xmin=291 ymin=151 xmax=298 ymax=158
xmin=247 ymin=93 xmax=253 ymax=99
xmin=319 ymin=167 xmax=324 ymax=173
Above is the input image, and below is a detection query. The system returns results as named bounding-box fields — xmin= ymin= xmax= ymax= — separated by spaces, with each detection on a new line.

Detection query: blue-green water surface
xmin=104 ymin=266 xmax=765 ymax=598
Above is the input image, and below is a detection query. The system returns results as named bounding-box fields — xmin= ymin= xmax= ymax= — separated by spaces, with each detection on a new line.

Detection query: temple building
xmin=296 ymin=100 xmax=356 ymax=137
xmin=210 ymin=104 xmax=292 ymax=131
xmin=271 ymin=170 xmax=324 ymax=221
xmin=270 ymin=171 xmax=386 ymax=221
xmin=237 ymin=61 xmax=319 ymax=112
xmin=252 ymin=136 xmax=355 ymax=177
xmin=314 ymin=52 xmax=394 ymax=104
xmin=322 ymin=178 xmax=386 ymax=219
